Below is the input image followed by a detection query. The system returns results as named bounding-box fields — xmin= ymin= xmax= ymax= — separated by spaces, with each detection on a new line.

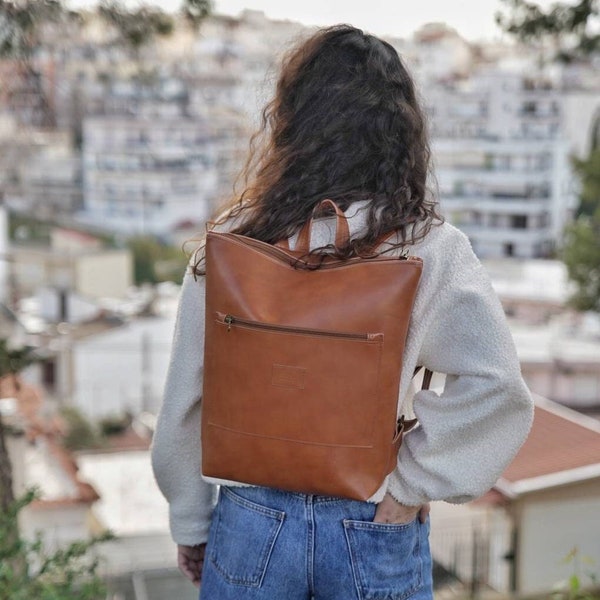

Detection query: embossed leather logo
xmin=271 ymin=364 xmax=306 ymax=389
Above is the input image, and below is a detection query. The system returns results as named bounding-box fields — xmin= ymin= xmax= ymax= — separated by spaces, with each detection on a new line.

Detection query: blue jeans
xmin=199 ymin=485 xmax=433 ymax=600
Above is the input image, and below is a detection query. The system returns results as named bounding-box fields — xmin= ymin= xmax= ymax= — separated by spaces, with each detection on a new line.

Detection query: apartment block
xmin=428 ymin=71 xmax=577 ymax=258
xmin=81 ymin=114 xmax=217 ymax=235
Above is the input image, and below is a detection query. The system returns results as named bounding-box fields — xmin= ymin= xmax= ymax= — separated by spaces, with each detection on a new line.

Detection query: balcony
xmin=437 ymin=167 xmax=553 ymax=186
xmin=519 ymin=98 xmax=560 ymax=120
xmin=518 ymin=111 xmax=560 ymax=121
xmin=440 ymin=196 xmax=550 ymax=214
xmin=458 ymin=224 xmax=552 ymax=244
xmin=432 ymin=138 xmax=560 ymax=154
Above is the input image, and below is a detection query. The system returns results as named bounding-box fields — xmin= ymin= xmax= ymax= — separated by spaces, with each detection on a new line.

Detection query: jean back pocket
xmin=208 ymin=487 xmax=285 ymax=587
xmin=343 ymin=518 xmax=423 ymax=600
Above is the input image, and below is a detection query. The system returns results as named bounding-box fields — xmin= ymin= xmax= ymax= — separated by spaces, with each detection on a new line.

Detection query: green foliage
xmin=0 ymin=489 xmax=114 ymax=600
xmin=9 ymin=212 xmax=117 ymax=248
xmin=496 ymin=0 xmax=600 ymax=62
xmin=0 ymin=1 xmax=74 ymax=126
xmin=60 ymin=407 xmax=105 ymax=451
xmin=98 ymin=412 xmax=131 ymax=436
xmin=1 ymin=0 xmax=212 ymax=57
xmin=127 ymin=235 xmax=188 ymax=285
xmin=0 ymin=339 xmax=40 ymax=379
xmin=561 ymin=147 xmax=600 ymax=313
xmin=551 ymin=548 xmax=600 ymax=600
xmin=573 ymin=148 xmax=600 ymax=219
xmin=9 ymin=212 xmax=53 ymax=245
xmin=98 ymin=1 xmax=174 ymax=50
xmin=182 ymin=0 xmax=212 ymax=28
xmin=562 ymin=218 xmax=600 ymax=312
xmin=61 ymin=408 xmax=134 ymax=449
xmin=0 ymin=0 xmax=65 ymax=58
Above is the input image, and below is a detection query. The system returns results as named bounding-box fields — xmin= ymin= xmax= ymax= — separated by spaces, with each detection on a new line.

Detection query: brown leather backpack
xmin=201 ymin=199 xmax=427 ymax=501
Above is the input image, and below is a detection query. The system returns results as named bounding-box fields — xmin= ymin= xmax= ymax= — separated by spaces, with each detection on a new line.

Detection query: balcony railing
xmin=441 ymin=197 xmax=550 ymax=214
xmin=437 ymin=168 xmax=553 ymax=185
xmin=457 ymin=224 xmax=552 ymax=243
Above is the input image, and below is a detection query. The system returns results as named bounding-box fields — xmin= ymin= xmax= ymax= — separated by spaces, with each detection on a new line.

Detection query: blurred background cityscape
xmin=0 ymin=0 xmax=599 ymax=598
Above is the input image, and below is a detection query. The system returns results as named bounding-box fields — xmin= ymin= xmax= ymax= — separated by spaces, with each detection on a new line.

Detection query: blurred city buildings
xmin=1 ymin=8 xmax=600 ymax=598
xmin=81 ymin=114 xmax=219 ymax=235
xmin=427 ymin=66 xmax=595 ymax=259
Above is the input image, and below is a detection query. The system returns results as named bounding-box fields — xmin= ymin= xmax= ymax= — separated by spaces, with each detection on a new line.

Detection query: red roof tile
xmin=502 ymin=398 xmax=600 ymax=483
xmin=473 ymin=489 xmax=508 ymax=506
xmin=45 ymin=437 xmax=101 ymax=504
xmin=1 ymin=374 xmax=100 ymax=506
xmin=0 ymin=375 xmax=44 ymax=429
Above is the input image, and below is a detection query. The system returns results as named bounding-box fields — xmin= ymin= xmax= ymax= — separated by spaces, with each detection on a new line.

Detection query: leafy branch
xmin=0 ymin=489 xmax=114 ymax=600
xmin=496 ymin=0 xmax=600 ymax=62
xmin=97 ymin=0 xmax=174 ymax=51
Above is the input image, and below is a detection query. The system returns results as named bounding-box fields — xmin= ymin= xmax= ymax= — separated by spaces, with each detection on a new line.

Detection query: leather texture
xmin=201 ymin=200 xmax=424 ymax=501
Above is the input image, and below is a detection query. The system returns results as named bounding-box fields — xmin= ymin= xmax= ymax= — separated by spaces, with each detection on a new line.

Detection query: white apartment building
xmin=411 ymin=23 xmax=474 ymax=81
xmin=81 ymin=113 xmax=218 ymax=235
xmin=428 ymin=71 xmax=577 ymax=258
xmin=18 ymin=141 xmax=82 ymax=217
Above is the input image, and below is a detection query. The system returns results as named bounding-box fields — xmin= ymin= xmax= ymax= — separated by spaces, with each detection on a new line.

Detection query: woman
xmin=151 ymin=25 xmax=534 ymax=599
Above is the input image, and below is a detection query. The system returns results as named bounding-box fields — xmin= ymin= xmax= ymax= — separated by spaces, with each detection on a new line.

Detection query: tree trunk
xmin=0 ymin=413 xmax=16 ymax=513
xmin=0 ymin=412 xmax=27 ymax=581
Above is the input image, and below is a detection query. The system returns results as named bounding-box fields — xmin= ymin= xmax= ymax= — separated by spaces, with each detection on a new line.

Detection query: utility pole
xmin=141 ymin=331 xmax=152 ymax=413
xmin=470 ymin=527 xmax=481 ymax=599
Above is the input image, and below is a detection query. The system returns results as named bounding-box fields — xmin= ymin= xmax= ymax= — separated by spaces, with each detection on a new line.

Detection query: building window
xmin=453 ymin=181 xmax=465 ymax=196
xmin=511 ymin=215 xmax=528 ymax=229
xmin=41 ymin=359 xmax=56 ymax=392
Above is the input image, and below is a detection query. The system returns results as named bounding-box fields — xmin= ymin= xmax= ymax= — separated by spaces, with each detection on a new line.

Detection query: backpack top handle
xmin=293 ymin=199 xmax=350 ymax=254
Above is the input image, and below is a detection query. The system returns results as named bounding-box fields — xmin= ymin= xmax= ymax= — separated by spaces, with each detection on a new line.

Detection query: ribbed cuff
xmin=385 ymin=468 xmax=429 ymax=507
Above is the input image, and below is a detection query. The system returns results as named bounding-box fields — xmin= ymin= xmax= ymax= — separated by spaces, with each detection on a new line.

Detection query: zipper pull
xmin=367 ymin=333 xmax=384 ymax=341
xmin=224 ymin=315 xmax=234 ymax=332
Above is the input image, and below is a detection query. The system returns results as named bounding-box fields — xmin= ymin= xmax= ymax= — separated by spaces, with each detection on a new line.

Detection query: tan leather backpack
xmin=201 ymin=199 xmax=427 ymax=501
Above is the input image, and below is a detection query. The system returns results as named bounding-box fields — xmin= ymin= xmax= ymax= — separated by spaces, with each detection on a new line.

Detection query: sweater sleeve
xmin=386 ymin=239 xmax=534 ymax=506
xmin=150 ymin=266 xmax=217 ymax=545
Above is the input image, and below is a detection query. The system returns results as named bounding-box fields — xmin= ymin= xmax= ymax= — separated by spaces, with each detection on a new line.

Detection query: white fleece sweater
xmin=151 ymin=201 xmax=534 ymax=546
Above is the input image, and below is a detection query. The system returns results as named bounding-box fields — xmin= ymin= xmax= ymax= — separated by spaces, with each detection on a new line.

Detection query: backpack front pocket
xmin=206 ymin=312 xmax=384 ymax=447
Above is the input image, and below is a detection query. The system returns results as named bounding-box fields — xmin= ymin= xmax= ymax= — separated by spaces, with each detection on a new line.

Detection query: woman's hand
xmin=177 ymin=543 xmax=207 ymax=587
xmin=373 ymin=493 xmax=430 ymax=524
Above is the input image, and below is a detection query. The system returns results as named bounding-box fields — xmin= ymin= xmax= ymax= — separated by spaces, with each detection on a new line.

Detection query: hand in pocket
xmin=373 ymin=493 xmax=430 ymax=525
xmin=178 ymin=543 xmax=207 ymax=587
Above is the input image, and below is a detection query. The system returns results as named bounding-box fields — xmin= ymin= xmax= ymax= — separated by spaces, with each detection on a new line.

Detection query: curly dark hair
xmin=194 ymin=24 xmax=441 ymax=272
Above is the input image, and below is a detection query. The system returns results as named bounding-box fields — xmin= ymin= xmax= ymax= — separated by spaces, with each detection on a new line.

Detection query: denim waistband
xmin=223 ymin=484 xmax=370 ymax=505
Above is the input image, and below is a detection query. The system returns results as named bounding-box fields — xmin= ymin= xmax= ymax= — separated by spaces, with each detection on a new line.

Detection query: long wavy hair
xmin=193 ymin=24 xmax=441 ymax=273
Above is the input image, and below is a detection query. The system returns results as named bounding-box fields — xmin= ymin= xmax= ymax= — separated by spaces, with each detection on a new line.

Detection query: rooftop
xmin=492 ymin=395 xmax=600 ymax=500
xmin=76 ymin=449 xmax=169 ymax=536
xmin=484 ymin=258 xmax=572 ymax=306
xmin=0 ymin=374 xmax=100 ymax=507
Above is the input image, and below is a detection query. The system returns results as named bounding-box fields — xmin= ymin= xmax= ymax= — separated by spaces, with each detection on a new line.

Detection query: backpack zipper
xmin=215 ymin=233 xmax=422 ymax=268
xmin=218 ymin=312 xmax=383 ymax=341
